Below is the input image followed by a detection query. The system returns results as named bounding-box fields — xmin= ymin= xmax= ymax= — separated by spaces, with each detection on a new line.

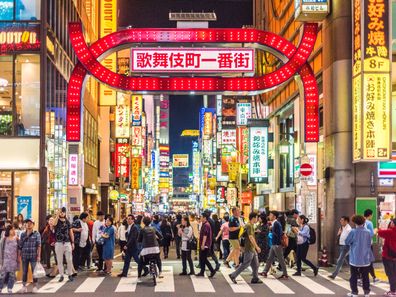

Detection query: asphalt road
xmin=7 ymin=260 xmax=390 ymax=297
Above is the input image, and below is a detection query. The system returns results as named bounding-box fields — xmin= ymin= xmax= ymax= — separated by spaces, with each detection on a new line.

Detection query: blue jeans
xmin=121 ymin=249 xmax=140 ymax=276
xmin=0 ymin=271 xmax=16 ymax=290
xmin=332 ymin=245 xmax=349 ymax=277
xmin=22 ymin=259 xmax=37 ymax=285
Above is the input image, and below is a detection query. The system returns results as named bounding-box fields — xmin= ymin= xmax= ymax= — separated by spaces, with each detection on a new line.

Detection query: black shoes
xmin=251 ymin=278 xmax=263 ymax=284
xmin=209 ymin=271 xmax=216 ymax=278
xmin=292 ymin=272 xmax=301 ymax=276
xmin=68 ymin=275 xmax=74 ymax=282
xmin=117 ymin=273 xmax=127 ymax=277
xmin=58 ymin=276 xmax=64 ymax=282
xmin=215 ymin=263 xmax=221 ymax=271
xmin=142 ymin=268 xmax=150 ymax=277
xmin=314 ymin=267 xmax=319 ymax=277
xmin=179 ymin=272 xmax=187 ymax=276
xmin=229 ymin=274 xmax=237 ymax=284
xmin=195 ymin=273 xmax=205 ymax=277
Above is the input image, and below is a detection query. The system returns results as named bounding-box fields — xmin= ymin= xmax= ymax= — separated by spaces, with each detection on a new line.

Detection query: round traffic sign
xmin=300 ymin=163 xmax=313 ymax=176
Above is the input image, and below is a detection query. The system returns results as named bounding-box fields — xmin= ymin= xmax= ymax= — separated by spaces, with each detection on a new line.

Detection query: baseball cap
xmin=25 ymin=218 xmax=35 ymax=224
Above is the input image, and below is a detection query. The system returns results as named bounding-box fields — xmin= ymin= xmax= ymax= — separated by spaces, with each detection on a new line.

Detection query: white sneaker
xmin=136 ymin=278 xmax=143 ymax=283
xmin=18 ymin=286 xmax=27 ymax=294
xmin=7 ymin=289 xmax=13 ymax=294
xmin=32 ymin=286 xmax=38 ymax=294
xmin=347 ymin=293 xmax=358 ymax=297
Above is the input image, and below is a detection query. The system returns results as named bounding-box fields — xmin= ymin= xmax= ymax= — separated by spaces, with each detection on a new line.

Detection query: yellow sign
xmin=203 ymin=112 xmax=213 ymax=138
xmin=352 ymin=76 xmax=362 ymax=161
xmin=181 ymin=130 xmax=200 ymax=137
xmin=99 ymin=0 xmax=117 ymax=105
xmin=109 ymin=190 xmax=119 ymax=200
xmin=115 ymin=94 xmax=130 ymax=138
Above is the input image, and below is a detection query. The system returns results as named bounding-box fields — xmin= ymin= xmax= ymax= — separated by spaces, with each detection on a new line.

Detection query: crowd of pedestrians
xmin=0 ymin=206 xmax=394 ymax=296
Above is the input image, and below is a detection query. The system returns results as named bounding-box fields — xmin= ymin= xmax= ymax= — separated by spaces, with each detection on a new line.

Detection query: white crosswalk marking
xmin=75 ymin=277 xmax=105 ymax=293
xmin=155 ymin=266 xmax=174 ymax=292
xmin=38 ymin=276 xmax=68 ymax=293
xmin=190 ymin=274 xmax=216 ymax=292
xmin=220 ymin=267 xmax=254 ymax=293
xmin=115 ymin=276 xmax=138 ymax=292
xmin=288 ymin=270 xmax=334 ymax=294
xmin=1 ymin=281 xmax=23 ymax=293
xmin=259 ymin=275 xmax=295 ymax=294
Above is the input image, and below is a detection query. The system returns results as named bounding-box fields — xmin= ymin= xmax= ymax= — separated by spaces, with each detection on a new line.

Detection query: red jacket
xmin=378 ymin=227 xmax=396 ymax=260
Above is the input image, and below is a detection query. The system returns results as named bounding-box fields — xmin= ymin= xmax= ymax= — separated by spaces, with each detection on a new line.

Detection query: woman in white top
xmin=178 ymin=215 xmax=195 ymax=276
xmin=117 ymin=219 xmax=127 ymax=253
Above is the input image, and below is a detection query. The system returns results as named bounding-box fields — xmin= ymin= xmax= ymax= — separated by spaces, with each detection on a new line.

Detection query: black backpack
xmin=308 ymin=226 xmax=316 ymax=245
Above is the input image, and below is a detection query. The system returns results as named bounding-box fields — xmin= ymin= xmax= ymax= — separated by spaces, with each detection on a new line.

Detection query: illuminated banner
xmin=295 ymin=0 xmax=330 ymax=21
xmin=378 ymin=153 xmax=396 ymax=178
xmin=131 ymin=157 xmax=142 ymax=189
xmin=216 ymin=186 xmax=226 ymax=203
xmin=222 ymin=97 xmax=237 ymax=127
xmin=222 ymin=129 xmax=237 ymax=146
xmin=236 ymin=102 xmax=252 ymax=126
xmin=248 ymin=120 xmax=269 ymax=183
xmin=117 ymin=57 xmax=130 ymax=75
xmin=132 ymin=126 xmax=142 ymax=146
xmin=132 ymin=95 xmax=142 ymax=126
xmin=115 ymin=94 xmax=130 ymax=138
xmin=160 ymin=96 xmax=169 ymax=144
xmin=115 ymin=142 xmax=130 ymax=178
xmin=0 ymin=23 xmax=40 ymax=54
xmin=131 ymin=48 xmax=254 ymax=73
xmin=236 ymin=127 xmax=249 ymax=164
xmin=203 ymin=112 xmax=213 ymax=138
xmin=181 ymin=130 xmax=199 ymax=137
xmin=352 ymin=0 xmax=391 ymax=162
xmin=99 ymin=0 xmax=117 ymax=105
xmin=172 ymin=154 xmax=189 ymax=168
xmin=68 ymin=154 xmax=79 ymax=185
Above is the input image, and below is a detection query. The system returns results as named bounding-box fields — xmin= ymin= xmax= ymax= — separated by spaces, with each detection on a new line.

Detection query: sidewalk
xmin=374 ymin=262 xmax=388 ymax=282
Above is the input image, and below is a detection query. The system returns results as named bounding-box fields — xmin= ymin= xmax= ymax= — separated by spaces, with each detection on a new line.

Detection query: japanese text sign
xmin=115 ymin=143 xmax=130 ymax=178
xmin=68 ymin=154 xmax=79 ymax=185
xmin=222 ymin=129 xmax=237 ymax=146
xmin=132 ymin=95 xmax=142 ymax=126
xmin=249 ymin=126 xmax=268 ymax=183
xmin=131 ymin=157 xmax=142 ymax=190
xmin=172 ymin=154 xmax=189 ymax=168
xmin=236 ymin=102 xmax=252 ymax=126
xmin=131 ymin=48 xmax=254 ymax=73
xmin=115 ymin=98 xmax=130 ymax=138
xmin=132 ymin=126 xmax=142 ymax=146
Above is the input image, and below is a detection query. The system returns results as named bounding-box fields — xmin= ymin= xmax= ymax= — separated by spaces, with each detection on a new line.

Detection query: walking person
xmin=78 ymin=213 xmax=91 ymax=270
xmin=205 ymin=210 xmax=221 ymax=271
xmin=40 ymin=215 xmax=53 ymax=270
xmin=224 ymin=207 xmax=241 ymax=268
xmin=190 ymin=214 xmax=199 ymax=260
xmin=117 ymin=219 xmax=127 ymax=255
xmin=196 ymin=212 xmax=216 ymax=278
xmin=292 ymin=215 xmax=318 ymax=276
xmin=378 ymin=218 xmax=396 ymax=296
xmin=0 ymin=225 xmax=20 ymax=293
xmin=345 ymin=215 xmax=374 ymax=297
xmin=329 ymin=216 xmax=352 ymax=279
xmin=53 ymin=207 xmax=75 ymax=282
xmin=71 ymin=215 xmax=83 ymax=271
xmin=364 ymin=209 xmax=378 ymax=283
xmin=42 ymin=216 xmax=57 ymax=278
xmin=216 ymin=215 xmax=230 ymax=262
xmin=92 ymin=211 xmax=106 ymax=272
xmin=283 ymin=210 xmax=299 ymax=266
xmin=160 ymin=218 xmax=172 ymax=259
xmin=229 ymin=212 xmax=262 ymax=284
xmin=179 ymin=215 xmax=195 ymax=276
xmin=261 ymin=211 xmax=288 ymax=279
xmin=172 ymin=214 xmax=182 ymax=259
xmin=256 ymin=212 xmax=269 ymax=264
xmin=18 ymin=218 xmax=41 ymax=293
xmin=101 ymin=216 xmax=115 ymax=275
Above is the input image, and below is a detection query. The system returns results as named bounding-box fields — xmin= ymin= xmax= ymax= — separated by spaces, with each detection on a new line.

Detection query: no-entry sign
xmin=300 ymin=163 xmax=313 ymax=176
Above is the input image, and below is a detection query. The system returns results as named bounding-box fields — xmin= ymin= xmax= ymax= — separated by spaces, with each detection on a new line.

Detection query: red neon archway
xmin=67 ymin=23 xmax=319 ymax=142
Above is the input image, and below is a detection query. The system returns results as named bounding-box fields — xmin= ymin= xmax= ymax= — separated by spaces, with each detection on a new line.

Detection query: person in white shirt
xmin=78 ymin=213 xmax=90 ymax=270
xmin=92 ymin=211 xmax=106 ymax=272
xmin=329 ymin=216 xmax=352 ymax=279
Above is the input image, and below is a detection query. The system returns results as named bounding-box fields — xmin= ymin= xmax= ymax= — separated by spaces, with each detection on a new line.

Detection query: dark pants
xmin=182 ymin=250 xmax=195 ymax=274
xmin=22 ymin=259 xmax=37 ymax=286
xmin=41 ymin=243 xmax=51 ymax=268
xmin=73 ymin=245 xmax=81 ymax=270
xmin=122 ymin=249 xmax=140 ymax=276
xmin=80 ymin=242 xmax=91 ymax=268
xmin=96 ymin=244 xmax=104 ymax=270
xmin=175 ymin=236 xmax=181 ymax=257
xmin=163 ymin=245 xmax=169 ymax=257
xmin=350 ymin=265 xmax=370 ymax=295
xmin=210 ymin=243 xmax=219 ymax=265
xmin=284 ymin=237 xmax=297 ymax=258
xmin=199 ymin=248 xmax=214 ymax=274
xmin=383 ymin=258 xmax=396 ymax=292
xmin=296 ymin=242 xmax=316 ymax=272
xmin=222 ymin=240 xmax=230 ymax=260
xmin=138 ymin=254 xmax=161 ymax=277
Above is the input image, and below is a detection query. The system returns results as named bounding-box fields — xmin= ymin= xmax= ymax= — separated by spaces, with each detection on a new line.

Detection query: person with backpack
xmin=229 ymin=212 xmax=262 ymax=284
xmin=378 ymin=218 xmax=396 ymax=296
xmin=160 ymin=217 xmax=172 ymax=259
xmin=291 ymin=215 xmax=318 ymax=276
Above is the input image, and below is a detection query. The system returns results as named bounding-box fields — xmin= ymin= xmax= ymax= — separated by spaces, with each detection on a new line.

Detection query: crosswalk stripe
xmin=288 ymin=271 xmax=335 ymax=294
xmin=190 ymin=274 xmax=216 ymax=292
xmin=75 ymin=277 xmax=105 ymax=293
xmin=259 ymin=275 xmax=295 ymax=294
xmin=38 ymin=276 xmax=68 ymax=293
xmin=220 ymin=267 xmax=254 ymax=293
xmin=1 ymin=281 xmax=24 ymax=293
xmin=155 ymin=266 xmax=174 ymax=292
xmin=115 ymin=276 xmax=138 ymax=292
xmin=372 ymin=281 xmax=390 ymax=292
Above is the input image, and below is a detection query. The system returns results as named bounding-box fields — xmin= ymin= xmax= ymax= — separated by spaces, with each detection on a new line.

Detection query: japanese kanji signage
xmin=222 ymin=97 xmax=237 ymax=127
xmin=236 ymin=102 xmax=252 ymax=126
xmin=115 ymin=95 xmax=130 ymax=138
xmin=132 ymin=95 xmax=143 ymax=126
xmin=131 ymin=157 xmax=142 ymax=190
xmin=295 ymin=0 xmax=330 ymax=21
xmin=132 ymin=126 xmax=142 ymax=146
xmin=203 ymin=112 xmax=213 ymax=138
xmin=222 ymin=129 xmax=237 ymax=146
xmin=248 ymin=120 xmax=269 ymax=183
xmin=172 ymin=154 xmax=189 ymax=168
xmin=352 ymin=0 xmax=391 ymax=162
xmin=131 ymin=48 xmax=254 ymax=73
xmin=159 ymin=96 xmax=169 ymax=144
xmin=115 ymin=142 xmax=130 ymax=178
xmin=68 ymin=154 xmax=79 ymax=185
xmin=236 ymin=127 xmax=249 ymax=164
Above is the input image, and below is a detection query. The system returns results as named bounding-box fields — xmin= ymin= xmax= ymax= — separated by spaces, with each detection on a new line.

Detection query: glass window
xmin=15 ymin=54 xmax=40 ymax=136
xmin=15 ymin=0 xmax=40 ymax=20
xmin=0 ymin=0 xmax=14 ymax=20
xmin=14 ymin=171 xmax=39 ymax=221
xmin=0 ymin=56 xmax=13 ymax=136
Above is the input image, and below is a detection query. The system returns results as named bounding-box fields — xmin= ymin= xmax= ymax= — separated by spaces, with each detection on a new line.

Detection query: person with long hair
xmin=102 ymin=216 xmax=115 ymax=275
xmin=216 ymin=215 xmax=230 ymax=262
xmin=256 ymin=213 xmax=269 ymax=264
xmin=292 ymin=215 xmax=318 ymax=276
xmin=160 ymin=218 xmax=172 ymax=258
xmin=378 ymin=218 xmax=396 ymax=296
xmin=179 ymin=215 xmax=195 ymax=276
xmin=0 ymin=224 xmax=20 ymax=293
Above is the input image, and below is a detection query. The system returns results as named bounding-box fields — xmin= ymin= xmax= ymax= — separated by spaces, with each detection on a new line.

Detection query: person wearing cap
xmin=92 ymin=211 xmax=106 ymax=272
xmin=18 ymin=218 xmax=41 ymax=294
xmin=53 ymin=207 xmax=74 ymax=282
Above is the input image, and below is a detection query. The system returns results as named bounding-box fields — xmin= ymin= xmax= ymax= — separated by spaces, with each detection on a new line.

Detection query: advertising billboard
xmin=172 ymin=154 xmax=189 ymax=168
xmin=248 ymin=123 xmax=269 ymax=183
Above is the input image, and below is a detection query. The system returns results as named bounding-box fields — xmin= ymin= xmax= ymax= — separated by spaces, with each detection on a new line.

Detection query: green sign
xmin=355 ymin=197 xmax=378 ymax=243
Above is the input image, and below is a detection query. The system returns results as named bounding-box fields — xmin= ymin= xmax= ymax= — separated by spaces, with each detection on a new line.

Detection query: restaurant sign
xmin=248 ymin=120 xmax=269 ymax=183
xmin=0 ymin=23 xmax=40 ymax=54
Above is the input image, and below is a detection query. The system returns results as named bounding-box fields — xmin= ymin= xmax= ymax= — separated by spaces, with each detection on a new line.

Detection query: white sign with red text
xmin=68 ymin=154 xmax=79 ymax=186
xmin=131 ymin=48 xmax=254 ymax=73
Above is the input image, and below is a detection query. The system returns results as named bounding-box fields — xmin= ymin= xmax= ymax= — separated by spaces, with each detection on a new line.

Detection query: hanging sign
xmin=248 ymin=120 xmax=269 ymax=183
xmin=203 ymin=112 xmax=213 ymax=138
xmin=68 ymin=154 xmax=79 ymax=185
xmin=172 ymin=154 xmax=189 ymax=168
xmin=221 ymin=129 xmax=237 ymax=146
xmin=131 ymin=157 xmax=142 ymax=189
xmin=236 ymin=127 xmax=249 ymax=164
xmin=236 ymin=102 xmax=252 ymax=126
xmin=115 ymin=95 xmax=130 ymax=138
xmin=132 ymin=126 xmax=142 ymax=146
xmin=132 ymin=95 xmax=142 ymax=126
xmin=115 ymin=142 xmax=129 ymax=178
xmin=295 ymin=0 xmax=330 ymax=22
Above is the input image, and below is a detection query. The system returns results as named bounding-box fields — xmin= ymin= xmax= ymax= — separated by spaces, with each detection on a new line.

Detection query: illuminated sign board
xmin=236 ymin=102 xmax=252 ymax=126
xmin=115 ymin=143 xmax=130 ymax=178
xmin=131 ymin=157 xmax=142 ymax=189
xmin=0 ymin=23 xmax=40 ymax=54
xmin=68 ymin=154 xmax=79 ymax=185
xmin=352 ymin=0 xmax=391 ymax=162
xmin=181 ymin=130 xmax=200 ymax=137
xmin=248 ymin=120 xmax=269 ymax=183
xmin=172 ymin=154 xmax=189 ymax=168
xmin=132 ymin=126 xmax=142 ymax=146
xmin=236 ymin=127 xmax=249 ymax=164
xmin=295 ymin=0 xmax=330 ymax=21
xmin=222 ymin=129 xmax=236 ymax=146
xmin=131 ymin=48 xmax=254 ymax=73
xmin=378 ymin=153 xmax=396 ymax=178
xmin=132 ymin=95 xmax=142 ymax=126
xmin=99 ymin=0 xmax=117 ymax=105
xmin=115 ymin=94 xmax=130 ymax=138
xmin=203 ymin=112 xmax=213 ymax=138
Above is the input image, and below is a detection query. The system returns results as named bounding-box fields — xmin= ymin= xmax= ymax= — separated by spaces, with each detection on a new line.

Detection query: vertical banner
xmin=236 ymin=127 xmax=249 ymax=164
xmin=17 ymin=196 xmax=32 ymax=219
xmin=115 ymin=94 xmax=130 ymax=138
xmin=132 ymin=126 xmax=142 ymax=146
xmin=160 ymin=96 xmax=169 ymax=144
xmin=131 ymin=157 xmax=142 ymax=190
xmin=236 ymin=102 xmax=252 ymax=126
xmin=203 ymin=112 xmax=213 ymax=138
xmin=248 ymin=119 xmax=269 ymax=183
xmin=221 ymin=96 xmax=237 ymax=127
xmin=132 ymin=95 xmax=143 ymax=126
xmin=68 ymin=154 xmax=79 ymax=185
xmin=115 ymin=140 xmax=130 ymax=178
xmin=99 ymin=0 xmax=117 ymax=105
xmin=352 ymin=0 xmax=391 ymax=161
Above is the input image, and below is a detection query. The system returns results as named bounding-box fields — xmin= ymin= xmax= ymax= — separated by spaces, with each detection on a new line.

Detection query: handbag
xmin=33 ymin=262 xmax=46 ymax=278
xmin=96 ymin=236 xmax=105 ymax=246
xmin=187 ymin=236 xmax=197 ymax=251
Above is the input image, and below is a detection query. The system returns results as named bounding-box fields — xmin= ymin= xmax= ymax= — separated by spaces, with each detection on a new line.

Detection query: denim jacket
xmin=345 ymin=226 xmax=374 ymax=267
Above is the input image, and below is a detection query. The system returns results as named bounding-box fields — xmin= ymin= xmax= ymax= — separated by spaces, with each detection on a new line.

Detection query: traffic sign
xmin=300 ymin=163 xmax=313 ymax=176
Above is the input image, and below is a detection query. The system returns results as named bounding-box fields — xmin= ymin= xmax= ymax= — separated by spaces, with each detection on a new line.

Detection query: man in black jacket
xmin=118 ymin=214 xmax=148 ymax=277
xmin=172 ymin=214 xmax=182 ymax=259
xmin=205 ymin=210 xmax=221 ymax=271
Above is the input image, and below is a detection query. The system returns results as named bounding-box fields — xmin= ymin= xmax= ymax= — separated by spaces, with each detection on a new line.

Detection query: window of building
xmin=0 ymin=0 xmax=40 ymax=21
xmin=0 ymin=56 xmax=13 ymax=136
xmin=84 ymin=109 xmax=98 ymax=168
xmin=279 ymin=116 xmax=294 ymax=190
